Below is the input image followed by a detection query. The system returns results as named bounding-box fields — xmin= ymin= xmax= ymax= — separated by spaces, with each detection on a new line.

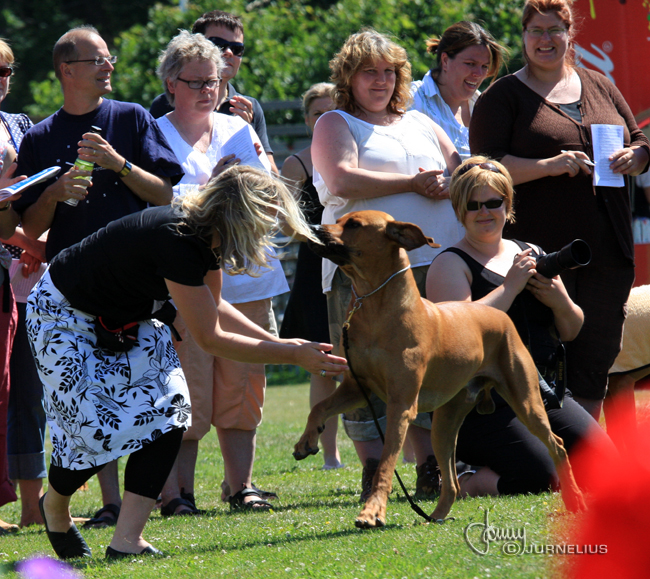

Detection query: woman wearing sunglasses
xmin=426 ymin=157 xmax=614 ymax=498
xmin=0 ymin=38 xmax=53 ymax=532
xmin=155 ymin=31 xmax=288 ymax=514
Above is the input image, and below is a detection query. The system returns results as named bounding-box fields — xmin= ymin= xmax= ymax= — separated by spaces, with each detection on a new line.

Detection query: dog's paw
xmin=355 ymin=516 xmax=385 ymax=529
xmin=292 ymin=443 xmax=320 ymax=461
xmin=356 ymin=498 xmax=387 ymax=529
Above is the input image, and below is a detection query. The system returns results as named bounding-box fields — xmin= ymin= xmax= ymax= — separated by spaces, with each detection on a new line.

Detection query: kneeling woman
xmin=426 ymin=157 xmax=614 ymax=497
xmin=26 ymin=166 xmax=347 ymax=559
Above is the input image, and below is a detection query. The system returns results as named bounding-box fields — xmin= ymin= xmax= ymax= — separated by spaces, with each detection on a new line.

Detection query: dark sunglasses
xmin=207 ymin=37 xmax=245 ymax=57
xmin=466 ymin=198 xmax=505 ymax=212
xmin=0 ymin=66 xmax=14 ymax=78
xmin=456 ymin=161 xmax=502 ymax=178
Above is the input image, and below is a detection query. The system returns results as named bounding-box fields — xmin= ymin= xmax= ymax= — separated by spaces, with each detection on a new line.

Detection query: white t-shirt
xmin=157 ymin=112 xmax=288 ymax=303
xmin=313 ymin=109 xmax=463 ymax=292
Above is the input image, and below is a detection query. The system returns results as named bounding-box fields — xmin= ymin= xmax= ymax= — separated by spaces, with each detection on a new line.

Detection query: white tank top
xmin=314 ymin=109 xmax=463 ymax=292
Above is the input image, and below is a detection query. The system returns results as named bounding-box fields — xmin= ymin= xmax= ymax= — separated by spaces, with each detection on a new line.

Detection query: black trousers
xmin=456 ymin=393 xmax=615 ymax=495
xmin=48 ymin=427 xmax=183 ymax=500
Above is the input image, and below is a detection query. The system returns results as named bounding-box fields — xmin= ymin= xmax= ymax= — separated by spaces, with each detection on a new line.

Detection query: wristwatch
xmin=0 ymin=201 xmax=11 ymax=212
xmin=118 ymin=159 xmax=132 ymax=177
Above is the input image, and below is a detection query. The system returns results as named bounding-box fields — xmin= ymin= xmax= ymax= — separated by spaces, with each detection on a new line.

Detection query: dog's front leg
xmin=293 ymin=376 xmax=366 ymax=461
xmin=356 ymin=399 xmax=416 ymax=529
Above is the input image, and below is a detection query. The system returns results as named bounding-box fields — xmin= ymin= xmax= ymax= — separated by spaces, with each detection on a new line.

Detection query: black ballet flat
xmin=38 ymin=494 xmax=92 ymax=559
xmin=106 ymin=545 xmax=163 ymax=559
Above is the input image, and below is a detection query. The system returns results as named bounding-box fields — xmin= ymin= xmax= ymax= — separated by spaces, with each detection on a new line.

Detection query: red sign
xmin=574 ymin=0 xmax=650 ymax=119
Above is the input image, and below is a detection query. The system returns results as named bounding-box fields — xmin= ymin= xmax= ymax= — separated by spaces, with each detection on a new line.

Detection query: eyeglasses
xmin=456 ymin=161 xmax=502 ymax=178
xmin=207 ymin=37 xmax=245 ymax=57
xmin=466 ymin=198 xmax=505 ymax=212
xmin=525 ymin=27 xmax=567 ymax=38
xmin=176 ymin=77 xmax=221 ymax=90
xmin=65 ymin=55 xmax=118 ymax=66
xmin=0 ymin=67 xmax=13 ymax=78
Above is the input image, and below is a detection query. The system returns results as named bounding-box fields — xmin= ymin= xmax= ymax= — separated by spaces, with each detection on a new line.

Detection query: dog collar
xmin=343 ymin=265 xmax=411 ymax=330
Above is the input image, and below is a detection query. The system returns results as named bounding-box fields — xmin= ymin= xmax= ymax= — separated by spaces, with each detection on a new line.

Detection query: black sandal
xmin=222 ymin=480 xmax=278 ymax=502
xmin=82 ymin=503 xmax=121 ymax=529
xmin=180 ymin=488 xmax=198 ymax=510
xmin=160 ymin=497 xmax=201 ymax=517
xmin=229 ymin=487 xmax=273 ymax=511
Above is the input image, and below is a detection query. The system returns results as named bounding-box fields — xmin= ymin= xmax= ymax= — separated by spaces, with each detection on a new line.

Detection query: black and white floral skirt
xmin=26 ymin=271 xmax=191 ymax=470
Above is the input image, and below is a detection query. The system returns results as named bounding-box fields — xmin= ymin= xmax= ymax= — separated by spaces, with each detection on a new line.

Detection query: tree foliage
xmin=2 ymin=0 xmax=524 ymax=120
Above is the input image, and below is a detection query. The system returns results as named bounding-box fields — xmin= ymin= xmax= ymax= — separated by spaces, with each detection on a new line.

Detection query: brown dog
xmin=293 ymin=210 xmax=586 ymax=528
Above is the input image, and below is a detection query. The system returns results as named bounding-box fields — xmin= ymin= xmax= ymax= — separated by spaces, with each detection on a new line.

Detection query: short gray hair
xmin=157 ymin=30 xmax=223 ymax=106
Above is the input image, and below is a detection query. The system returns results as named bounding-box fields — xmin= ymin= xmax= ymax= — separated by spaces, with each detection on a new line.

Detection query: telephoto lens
xmin=535 ymin=239 xmax=591 ymax=279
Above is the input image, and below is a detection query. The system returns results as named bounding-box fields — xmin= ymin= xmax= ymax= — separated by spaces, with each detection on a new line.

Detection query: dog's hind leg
xmin=496 ymin=357 xmax=587 ymax=513
xmin=429 ymin=391 xmax=477 ymax=521
xmin=293 ymin=377 xmax=366 ymax=461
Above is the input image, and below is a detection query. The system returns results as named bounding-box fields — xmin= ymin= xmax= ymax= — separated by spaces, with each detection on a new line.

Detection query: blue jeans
xmin=7 ymin=303 xmax=47 ymax=480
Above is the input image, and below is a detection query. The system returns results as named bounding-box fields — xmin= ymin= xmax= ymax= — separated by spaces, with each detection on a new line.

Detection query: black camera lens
xmin=535 ymin=239 xmax=591 ymax=279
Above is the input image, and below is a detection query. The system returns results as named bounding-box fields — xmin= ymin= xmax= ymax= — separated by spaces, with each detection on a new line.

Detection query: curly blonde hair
xmin=330 ymin=28 xmax=412 ymax=116
xmin=175 ymin=166 xmax=317 ymax=276
xmin=450 ymin=156 xmax=516 ymax=225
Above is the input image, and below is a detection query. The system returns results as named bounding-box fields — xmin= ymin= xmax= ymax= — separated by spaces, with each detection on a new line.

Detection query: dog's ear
xmin=385 ymin=221 xmax=441 ymax=251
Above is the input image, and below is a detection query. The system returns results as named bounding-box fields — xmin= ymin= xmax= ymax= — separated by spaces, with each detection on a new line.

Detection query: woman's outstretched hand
xmin=288 ymin=340 xmax=349 ymax=377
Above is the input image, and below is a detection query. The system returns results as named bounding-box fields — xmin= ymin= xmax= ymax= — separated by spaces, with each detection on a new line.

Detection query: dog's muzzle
xmin=307 ymin=226 xmax=350 ymax=265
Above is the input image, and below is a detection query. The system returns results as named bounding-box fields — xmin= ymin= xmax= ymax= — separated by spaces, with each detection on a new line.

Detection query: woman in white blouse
xmin=155 ymin=31 xmax=286 ymax=512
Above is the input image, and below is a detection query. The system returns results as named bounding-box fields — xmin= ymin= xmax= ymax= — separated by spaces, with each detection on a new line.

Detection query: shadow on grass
xmin=171 ymin=522 xmax=407 ymax=558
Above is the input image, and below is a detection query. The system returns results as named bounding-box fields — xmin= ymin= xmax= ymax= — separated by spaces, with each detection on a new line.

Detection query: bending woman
xmin=426 ymin=157 xmax=615 ymax=496
xmin=26 ymin=165 xmax=347 ymax=559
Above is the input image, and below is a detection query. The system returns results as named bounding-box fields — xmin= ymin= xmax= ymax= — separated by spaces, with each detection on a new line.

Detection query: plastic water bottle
xmin=65 ymin=125 xmax=101 ymax=207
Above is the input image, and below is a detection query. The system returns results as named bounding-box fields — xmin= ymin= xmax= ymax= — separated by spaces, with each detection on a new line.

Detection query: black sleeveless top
xmin=438 ymin=241 xmax=560 ymax=379
xmin=291 ymin=155 xmax=323 ymax=226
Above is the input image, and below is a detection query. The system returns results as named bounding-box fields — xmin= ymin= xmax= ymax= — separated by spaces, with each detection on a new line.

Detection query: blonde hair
xmin=302 ymin=82 xmax=334 ymax=115
xmin=0 ymin=39 xmax=14 ymax=66
xmin=330 ymin=28 xmax=412 ymax=116
xmin=176 ymin=165 xmax=317 ymax=276
xmin=450 ymin=156 xmax=515 ymax=225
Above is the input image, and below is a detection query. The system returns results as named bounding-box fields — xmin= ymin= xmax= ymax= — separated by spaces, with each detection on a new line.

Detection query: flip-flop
xmin=82 ymin=503 xmax=121 ymax=529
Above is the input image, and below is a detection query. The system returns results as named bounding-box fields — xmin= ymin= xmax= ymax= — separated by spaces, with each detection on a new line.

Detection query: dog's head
xmin=308 ymin=210 xmax=440 ymax=269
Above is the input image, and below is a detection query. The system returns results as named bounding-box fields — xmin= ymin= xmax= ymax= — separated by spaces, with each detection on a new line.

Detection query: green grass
xmin=0 ymin=382 xmax=571 ymax=579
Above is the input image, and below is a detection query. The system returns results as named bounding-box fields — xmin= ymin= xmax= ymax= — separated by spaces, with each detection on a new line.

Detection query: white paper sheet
xmin=219 ymin=125 xmax=267 ymax=172
xmin=591 ymin=124 xmax=624 ymax=187
xmin=9 ymin=259 xmax=47 ymax=303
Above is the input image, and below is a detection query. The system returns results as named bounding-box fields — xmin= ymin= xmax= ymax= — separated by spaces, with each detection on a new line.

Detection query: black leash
xmin=340 ymin=268 xmax=438 ymax=524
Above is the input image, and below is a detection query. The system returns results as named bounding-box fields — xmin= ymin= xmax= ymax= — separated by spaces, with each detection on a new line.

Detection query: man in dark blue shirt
xmin=10 ymin=25 xmax=183 ymax=529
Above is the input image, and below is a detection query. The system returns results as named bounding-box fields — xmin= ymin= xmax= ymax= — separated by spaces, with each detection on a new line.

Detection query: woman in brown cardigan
xmin=469 ymin=0 xmax=650 ymax=421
